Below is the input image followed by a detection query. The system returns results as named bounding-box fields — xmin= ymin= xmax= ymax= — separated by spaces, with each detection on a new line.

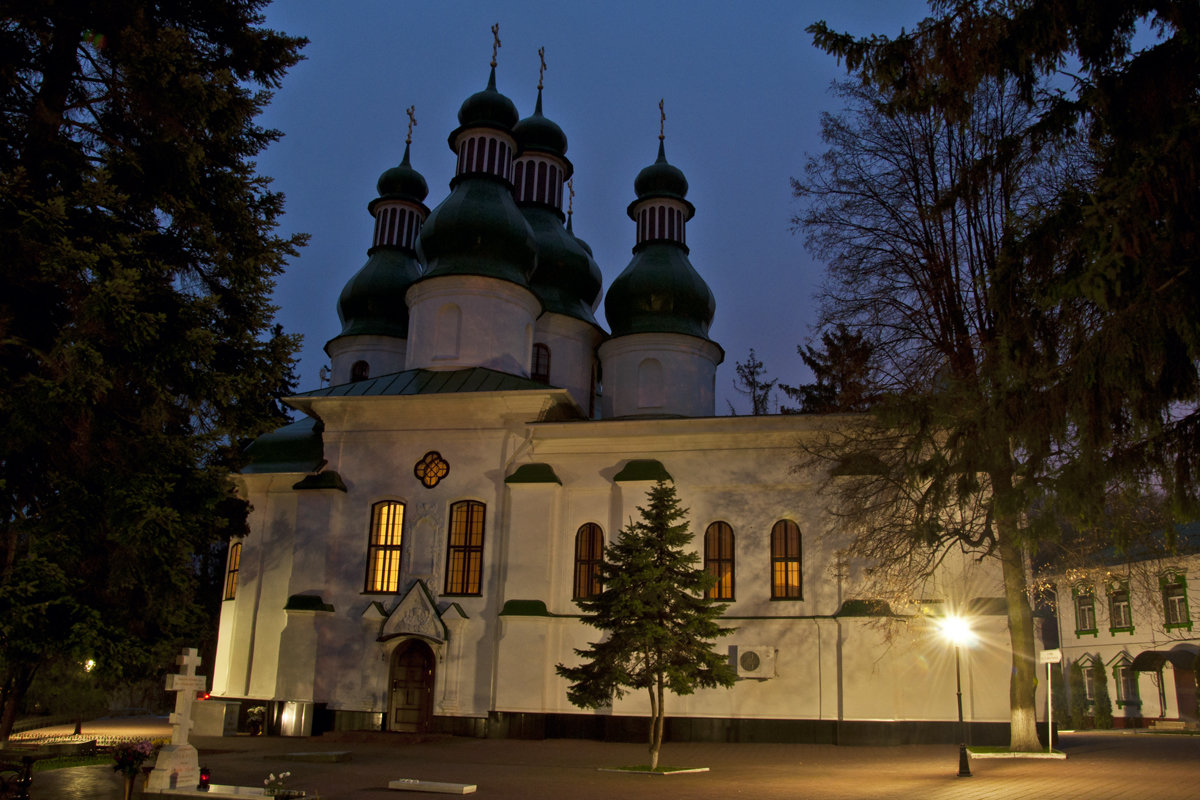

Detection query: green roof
xmin=505 ymin=463 xmax=562 ymax=485
xmin=285 ymin=594 xmax=334 ymax=613
xmin=242 ymin=418 xmax=324 ymax=474
xmin=292 ymin=471 xmax=347 ymax=492
xmin=613 ymin=459 xmax=672 ymax=482
xmin=293 ymin=367 xmax=558 ymax=399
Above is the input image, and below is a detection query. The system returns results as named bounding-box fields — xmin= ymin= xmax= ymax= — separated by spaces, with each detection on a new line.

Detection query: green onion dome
xmin=417 ymin=168 xmax=537 ymax=286
xmin=335 ymin=248 xmax=423 ymax=338
xmin=604 ymin=243 xmax=715 ymax=338
xmin=418 ymin=67 xmax=536 ymax=287
xmin=632 ymin=140 xmax=691 ymax=204
xmin=568 ymin=214 xmax=604 ymax=313
xmin=605 ymin=141 xmax=714 ymax=338
xmin=524 ymin=207 xmax=602 ymax=326
xmin=447 ymin=66 xmax=519 ymax=148
xmin=372 ymin=142 xmax=429 ymax=205
xmin=512 ymin=90 xmax=569 ymax=161
xmin=334 ymin=143 xmax=429 ymax=338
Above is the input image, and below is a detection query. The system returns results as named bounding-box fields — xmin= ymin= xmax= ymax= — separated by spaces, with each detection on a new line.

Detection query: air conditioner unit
xmin=736 ymin=645 xmax=776 ymax=679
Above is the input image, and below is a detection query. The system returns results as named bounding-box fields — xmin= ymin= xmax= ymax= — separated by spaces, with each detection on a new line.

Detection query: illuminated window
xmin=770 ymin=520 xmax=802 ymax=600
xmin=573 ymin=523 xmax=604 ymax=600
xmin=223 ymin=542 xmax=242 ymax=600
xmin=704 ymin=521 xmax=735 ymax=600
xmin=445 ymin=501 xmax=485 ymax=595
xmin=365 ymin=502 xmax=404 ymax=593
xmin=1073 ymin=587 xmax=1097 ymax=636
xmin=532 ymin=343 xmax=551 ymax=384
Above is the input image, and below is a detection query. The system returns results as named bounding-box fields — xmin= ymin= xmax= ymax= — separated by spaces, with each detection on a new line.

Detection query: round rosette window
xmin=414 ymin=451 xmax=450 ymax=488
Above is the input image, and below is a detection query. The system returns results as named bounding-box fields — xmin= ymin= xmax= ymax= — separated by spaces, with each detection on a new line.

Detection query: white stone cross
xmin=165 ymin=647 xmax=207 ymax=746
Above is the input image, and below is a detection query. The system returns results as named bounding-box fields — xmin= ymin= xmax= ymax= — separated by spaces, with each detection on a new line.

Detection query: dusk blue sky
xmin=257 ymin=1 xmax=932 ymax=414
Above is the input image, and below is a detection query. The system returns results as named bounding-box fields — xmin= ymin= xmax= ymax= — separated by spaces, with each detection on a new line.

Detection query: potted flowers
xmin=111 ymin=740 xmax=155 ymax=800
xmin=247 ymin=705 xmax=266 ymax=736
xmin=264 ymin=770 xmax=306 ymax=798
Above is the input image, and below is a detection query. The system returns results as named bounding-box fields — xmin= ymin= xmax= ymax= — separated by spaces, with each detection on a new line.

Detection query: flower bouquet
xmin=112 ymin=740 xmax=155 ymax=778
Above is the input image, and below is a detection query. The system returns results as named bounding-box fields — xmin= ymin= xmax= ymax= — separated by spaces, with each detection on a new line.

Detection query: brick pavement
xmin=16 ymin=719 xmax=1200 ymax=800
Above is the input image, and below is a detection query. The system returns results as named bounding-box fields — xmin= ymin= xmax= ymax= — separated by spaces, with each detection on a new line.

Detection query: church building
xmin=211 ymin=46 xmax=1019 ymax=744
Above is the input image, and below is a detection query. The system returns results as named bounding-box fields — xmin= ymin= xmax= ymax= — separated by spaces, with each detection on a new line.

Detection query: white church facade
xmin=211 ymin=53 xmax=1020 ymax=744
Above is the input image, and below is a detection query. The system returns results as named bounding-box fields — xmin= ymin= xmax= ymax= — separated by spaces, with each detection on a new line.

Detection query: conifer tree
xmin=556 ymin=480 xmax=736 ymax=770
xmin=1092 ymin=658 xmax=1114 ymax=729
xmin=0 ymin=2 xmax=305 ymax=738
xmin=1068 ymin=661 xmax=1089 ymax=730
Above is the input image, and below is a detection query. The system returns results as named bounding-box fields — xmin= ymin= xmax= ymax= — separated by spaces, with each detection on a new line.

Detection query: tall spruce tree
xmin=556 ymin=480 xmax=736 ymax=770
xmin=0 ymin=2 xmax=305 ymax=738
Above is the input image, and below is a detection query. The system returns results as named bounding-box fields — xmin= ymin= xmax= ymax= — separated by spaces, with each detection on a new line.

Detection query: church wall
xmin=325 ymin=334 xmax=407 ymax=385
xmin=597 ymin=333 xmax=722 ymax=418
xmin=531 ymin=313 xmax=602 ymax=414
xmin=405 ymin=275 xmax=541 ymax=375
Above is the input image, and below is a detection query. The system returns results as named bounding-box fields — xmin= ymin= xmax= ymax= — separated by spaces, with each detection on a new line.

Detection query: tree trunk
xmin=647 ymin=676 xmax=665 ymax=770
xmin=996 ymin=527 xmax=1041 ymax=751
xmin=0 ymin=666 xmax=35 ymax=742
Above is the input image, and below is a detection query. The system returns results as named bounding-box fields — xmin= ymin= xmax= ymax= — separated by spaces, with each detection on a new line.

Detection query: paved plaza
xmin=13 ymin=718 xmax=1200 ymax=800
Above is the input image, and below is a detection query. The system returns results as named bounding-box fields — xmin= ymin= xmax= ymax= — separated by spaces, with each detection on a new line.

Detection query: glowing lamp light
xmin=939 ymin=615 xmax=976 ymax=647
xmin=198 ymin=765 xmax=211 ymax=791
xmin=82 ymin=659 xmax=96 ymax=673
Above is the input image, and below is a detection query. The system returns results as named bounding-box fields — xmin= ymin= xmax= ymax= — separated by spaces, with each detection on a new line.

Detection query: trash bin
xmin=279 ymin=701 xmax=313 ymax=737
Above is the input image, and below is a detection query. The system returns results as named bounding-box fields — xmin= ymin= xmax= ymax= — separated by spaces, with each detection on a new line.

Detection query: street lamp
xmin=939 ymin=614 xmax=975 ymax=778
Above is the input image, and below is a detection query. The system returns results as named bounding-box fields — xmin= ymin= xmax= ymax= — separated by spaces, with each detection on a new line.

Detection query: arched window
xmin=704 ymin=521 xmax=735 ymax=600
xmin=637 ymin=358 xmax=664 ymax=408
xmin=351 ymin=360 xmax=370 ymax=382
xmin=531 ymin=343 xmax=551 ymax=384
xmin=223 ymin=541 xmax=242 ymax=600
xmin=770 ymin=519 xmax=802 ymax=599
xmin=445 ymin=500 xmax=486 ymax=595
xmin=573 ymin=523 xmax=604 ymax=600
xmin=365 ymin=501 xmax=405 ymax=593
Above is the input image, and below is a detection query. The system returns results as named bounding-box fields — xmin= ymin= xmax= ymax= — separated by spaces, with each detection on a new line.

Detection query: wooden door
xmin=388 ymin=641 xmax=434 ymax=732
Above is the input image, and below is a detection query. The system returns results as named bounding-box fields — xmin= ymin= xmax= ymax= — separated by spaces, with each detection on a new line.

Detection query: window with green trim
xmin=1108 ymin=582 xmax=1133 ymax=633
xmin=1114 ymin=657 xmax=1140 ymax=707
xmin=1072 ymin=584 xmax=1097 ymax=636
xmin=1161 ymin=572 xmax=1192 ymax=631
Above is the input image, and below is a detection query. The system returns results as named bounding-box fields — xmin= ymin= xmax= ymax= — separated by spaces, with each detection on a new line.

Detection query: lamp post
xmin=940 ymin=615 xmax=974 ymax=778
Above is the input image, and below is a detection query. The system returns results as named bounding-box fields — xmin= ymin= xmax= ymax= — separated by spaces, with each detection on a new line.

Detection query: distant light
xmin=83 ymin=659 xmax=96 ymax=673
xmin=939 ymin=615 xmax=976 ymax=646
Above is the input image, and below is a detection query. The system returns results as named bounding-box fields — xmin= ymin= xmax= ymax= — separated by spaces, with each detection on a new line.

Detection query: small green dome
xmin=513 ymin=90 xmax=568 ymax=161
xmin=374 ymin=143 xmax=428 ymax=203
xmin=633 ymin=140 xmax=688 ymax=201
xmin=334 ymin=247 xmax=422 ymax=339
xmin=417 ymin=178 xmax=537 ymax=286
xmin=449 ymin=66 xmax=518 ymax=147
xmin=524 ymin=207 xmax=602 ymax=326
xmin=568 ymin=214 xmax=604 ymax=312
xmin=604 ymin=243 xmax=715 ymax=339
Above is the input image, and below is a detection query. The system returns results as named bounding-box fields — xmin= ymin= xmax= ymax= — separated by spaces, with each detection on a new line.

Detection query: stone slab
xmin=389 ymin=778 xmax=476 ymax=794
xmin=147 ymin=785 xmax=267 ymax=798
xmin=279 ymin=751 xmax=352 ymax=763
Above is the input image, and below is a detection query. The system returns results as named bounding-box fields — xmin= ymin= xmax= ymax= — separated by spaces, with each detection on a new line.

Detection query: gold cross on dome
xmin=658 ymin=99 xmax=665 ymax=141
xmin=405 ymin=105 xmax=416 ymax=145
xmin=490 ymin=24 xmax=501 ymax=68
xmin=538 ymin=46 xmax=546 ymax=91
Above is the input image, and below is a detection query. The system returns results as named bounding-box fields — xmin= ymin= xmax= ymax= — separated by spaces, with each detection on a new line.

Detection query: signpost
xmin=1039 ymin=649 xmax=1062 ymax=754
